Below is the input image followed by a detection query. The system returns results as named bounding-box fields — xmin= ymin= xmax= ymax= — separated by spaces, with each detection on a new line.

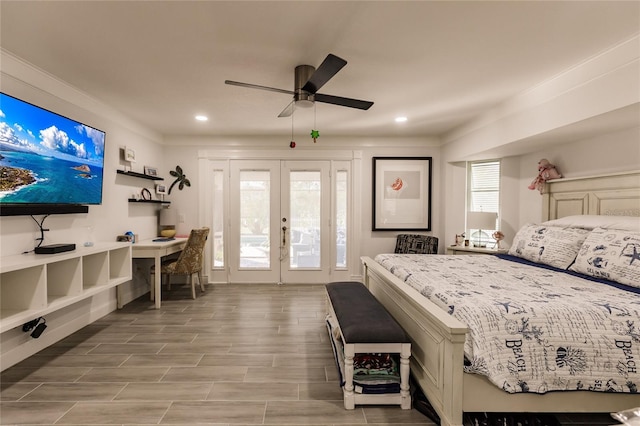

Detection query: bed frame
xmin=362 ymin=171 xmax=640 ymax=426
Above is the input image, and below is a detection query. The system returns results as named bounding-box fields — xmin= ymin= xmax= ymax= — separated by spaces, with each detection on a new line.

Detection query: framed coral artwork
xmin=372 ymin=157 xmax=432 ymax=231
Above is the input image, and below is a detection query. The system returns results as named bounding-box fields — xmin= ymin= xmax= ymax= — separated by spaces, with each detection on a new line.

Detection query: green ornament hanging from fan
xmin=310 ymin=129 xmax=320 ymax=143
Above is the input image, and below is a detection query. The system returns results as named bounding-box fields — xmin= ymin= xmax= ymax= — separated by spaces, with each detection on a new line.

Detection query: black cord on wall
xmin=22 ymin=214 xmax=50 ymax=254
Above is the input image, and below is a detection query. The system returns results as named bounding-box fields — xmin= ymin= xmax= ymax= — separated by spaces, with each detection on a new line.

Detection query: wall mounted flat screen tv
xmin=0 ymin=93 xmax=106 ymax=216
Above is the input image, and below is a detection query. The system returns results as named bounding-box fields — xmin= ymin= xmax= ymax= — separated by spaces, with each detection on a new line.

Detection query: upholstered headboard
xmin=542 ymin=171 xmax=640 ymax=221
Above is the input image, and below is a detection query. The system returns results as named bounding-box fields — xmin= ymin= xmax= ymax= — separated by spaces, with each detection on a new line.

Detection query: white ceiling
xmin=1 ymin=1 xmax=638 ymax=139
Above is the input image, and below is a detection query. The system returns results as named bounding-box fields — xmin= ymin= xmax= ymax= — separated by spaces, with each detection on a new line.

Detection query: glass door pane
xmin=229 ymin=160 xmax=280 ymax=284
xmin=335 ymin=169 xmax=348 ymax=268
xmin=212 ymin=169 xmax=225 ymax=268
xmin=280 ymin=161 xmax=331 ymax=283
xmin=289 ymin=171 xmax=321 ymax=268
xmin=239 ymin=170 xmax=271 ymax=269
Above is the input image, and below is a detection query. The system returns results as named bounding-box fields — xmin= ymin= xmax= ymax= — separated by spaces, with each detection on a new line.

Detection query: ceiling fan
xmin=225 ymin=53 xmax=374 ymax=117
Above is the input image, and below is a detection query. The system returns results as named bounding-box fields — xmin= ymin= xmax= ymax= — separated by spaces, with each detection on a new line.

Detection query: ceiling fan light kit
xmin=295 ymin=99 xmax=314 ymax=108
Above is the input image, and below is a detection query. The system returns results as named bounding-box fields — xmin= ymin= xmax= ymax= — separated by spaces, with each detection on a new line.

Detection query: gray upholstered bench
xmin=325 ymin=281 xmax=411 ymax=409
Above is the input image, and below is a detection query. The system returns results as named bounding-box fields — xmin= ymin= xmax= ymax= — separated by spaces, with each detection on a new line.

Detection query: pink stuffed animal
xmin=528 ymin=159 xmax=562 ymax=193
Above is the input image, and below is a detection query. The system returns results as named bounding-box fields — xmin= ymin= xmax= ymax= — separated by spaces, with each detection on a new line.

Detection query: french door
xmin=227 ymin=159 xmax=348 ymax=284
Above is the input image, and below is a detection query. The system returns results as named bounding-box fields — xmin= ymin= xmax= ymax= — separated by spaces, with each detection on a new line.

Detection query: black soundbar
xmin=0 ymin=204 xmax=89 ymax=216
xmin=34 ymin=243 xmax=76 ymax=254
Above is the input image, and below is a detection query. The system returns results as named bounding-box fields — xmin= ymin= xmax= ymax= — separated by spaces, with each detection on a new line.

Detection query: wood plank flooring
xmin=0 ymin=284 xmax=618 ymax=425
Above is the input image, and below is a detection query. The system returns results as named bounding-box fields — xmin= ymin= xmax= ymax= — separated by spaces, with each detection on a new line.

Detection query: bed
xmin=361 ymin=171 xmax=640 ymax=426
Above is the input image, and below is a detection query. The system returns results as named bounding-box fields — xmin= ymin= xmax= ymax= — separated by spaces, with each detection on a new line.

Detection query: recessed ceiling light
xmin=195 ymin=115 xmax=208 ymax=122
xmin=395 ymin=116 xmax=408 ymax=123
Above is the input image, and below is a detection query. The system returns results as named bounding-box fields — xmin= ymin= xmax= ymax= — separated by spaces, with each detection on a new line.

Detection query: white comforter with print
xmin=374 ymin=253 xmax=640 ymax=394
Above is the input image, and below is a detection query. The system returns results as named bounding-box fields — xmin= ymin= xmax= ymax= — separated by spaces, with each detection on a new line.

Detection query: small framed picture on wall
xmin=124 ymin=147 xmax=136 ymax=162
xmin=144 ymin=166 xmax=158 ymax=177
xmin=155 ymin=183 xmax=167 ymax=195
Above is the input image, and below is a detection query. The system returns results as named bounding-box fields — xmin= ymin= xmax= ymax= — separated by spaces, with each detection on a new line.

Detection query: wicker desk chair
xmin=150 ymin=227 xmax=210 ymax=299
xmin=394 ymin=234 xmax=439 ymax=254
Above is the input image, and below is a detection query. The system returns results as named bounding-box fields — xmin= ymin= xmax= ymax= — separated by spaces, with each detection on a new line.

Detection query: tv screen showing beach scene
xmin=0 ymin=93 xmax=106 ymax=205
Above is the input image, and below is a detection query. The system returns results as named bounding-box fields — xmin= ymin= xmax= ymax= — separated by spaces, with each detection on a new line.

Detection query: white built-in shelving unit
xmin=0 ymin=242 xmax=132 ymax=334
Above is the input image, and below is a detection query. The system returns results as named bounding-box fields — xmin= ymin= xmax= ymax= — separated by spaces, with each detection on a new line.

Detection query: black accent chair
xmin=394 ymin=234 xmax=438 ymax=254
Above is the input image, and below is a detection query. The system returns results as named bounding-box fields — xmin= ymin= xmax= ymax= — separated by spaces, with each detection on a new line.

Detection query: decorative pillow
xmin=569 ymin=227 xmax=640 ymax=288
xmin=508 ymin=224 xmax=590 ymax=269
xmin=542 ymin=215 xmax=640 ymax=232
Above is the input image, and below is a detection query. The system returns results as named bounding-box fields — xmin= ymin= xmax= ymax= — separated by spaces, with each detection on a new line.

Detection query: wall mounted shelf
xmin=117 ymin=170 xmax=164 ymax=181
xmin=127 ymin=199 xmax=170 ymax=204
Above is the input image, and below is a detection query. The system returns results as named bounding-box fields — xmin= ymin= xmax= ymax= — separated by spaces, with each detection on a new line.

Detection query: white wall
xmin=0 ymin=51 xmax=165 ymax=369
xmin=1 ymin=51 xmax=166 ymax=256
xmin=163 ymin=136 xmax=441 ymax=272
xmin=442 ymin=128 xmax=640 ymax=250
xmin=440 ymin=35 xmax=640 ymax=247
xmin=516 ymin=126 xmax=640 ymax=227
xmin=359 ymin=144 xmax=441 ymax=258
xmin=0 ymin=53 xmax=166 ymax=295
xmin=443 ymin=36 xmax=639 ymax=162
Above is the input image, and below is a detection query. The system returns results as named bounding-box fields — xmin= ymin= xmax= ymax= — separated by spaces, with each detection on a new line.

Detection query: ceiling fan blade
xmin=278 ymin=101 xmax=294 ymax=118
xmin=225 ymin=80 xmax=294 ymax=96
xmin=301 ymin=54 xmax=347 ymax=94
xmin=314 ymin=93 xmax=373 ymax=110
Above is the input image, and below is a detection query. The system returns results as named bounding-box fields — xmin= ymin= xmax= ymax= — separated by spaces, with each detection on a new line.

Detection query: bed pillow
xmin=569 ymin=227 xmax=640 ymax=288
xmin=542 ymin=215 xmax=640 ymax=232
xmin=508 ymin=224 xmax=590 ymax=269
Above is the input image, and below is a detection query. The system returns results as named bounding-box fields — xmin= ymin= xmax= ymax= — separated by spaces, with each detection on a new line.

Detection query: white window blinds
xmin=468 ymin=160 xmax=500 ymax=213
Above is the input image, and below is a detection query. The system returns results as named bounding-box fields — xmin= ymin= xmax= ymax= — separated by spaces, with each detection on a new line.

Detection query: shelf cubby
xmin=0 ymin=267 xmax=47 ymax=318
xmin=109 ymin=247 xmax=132 ymax=280
xmin=82 ymin=252 xmax=109 ymax=289
xmin=47 ymin=258 xmax=82 ymax=300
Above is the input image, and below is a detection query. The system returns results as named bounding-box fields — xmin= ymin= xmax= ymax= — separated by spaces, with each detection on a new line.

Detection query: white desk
xmin=132 ymin=238 xmax=187 ymax=309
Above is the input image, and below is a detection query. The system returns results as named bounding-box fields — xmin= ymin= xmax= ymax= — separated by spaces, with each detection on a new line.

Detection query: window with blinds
xmin=467 ymin=160 xmax=500 ymax=246
xmin=468 ymin=160 xmax=500 ymax=213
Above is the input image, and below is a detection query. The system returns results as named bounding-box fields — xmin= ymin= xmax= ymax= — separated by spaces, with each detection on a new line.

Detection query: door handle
xmin=281 ymin=217 xmax=288 ymax=246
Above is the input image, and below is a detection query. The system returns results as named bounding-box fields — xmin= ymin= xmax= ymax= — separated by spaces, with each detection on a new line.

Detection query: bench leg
xmin=343 ymin=344 xmax=355 ymax=409
xmin=400 ymin=343 xmax=411 ymax=409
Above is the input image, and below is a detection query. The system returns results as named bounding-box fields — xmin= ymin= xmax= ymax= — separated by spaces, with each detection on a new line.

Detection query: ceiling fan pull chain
xmin=289 ymin=105 xmax=296 ymax=148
